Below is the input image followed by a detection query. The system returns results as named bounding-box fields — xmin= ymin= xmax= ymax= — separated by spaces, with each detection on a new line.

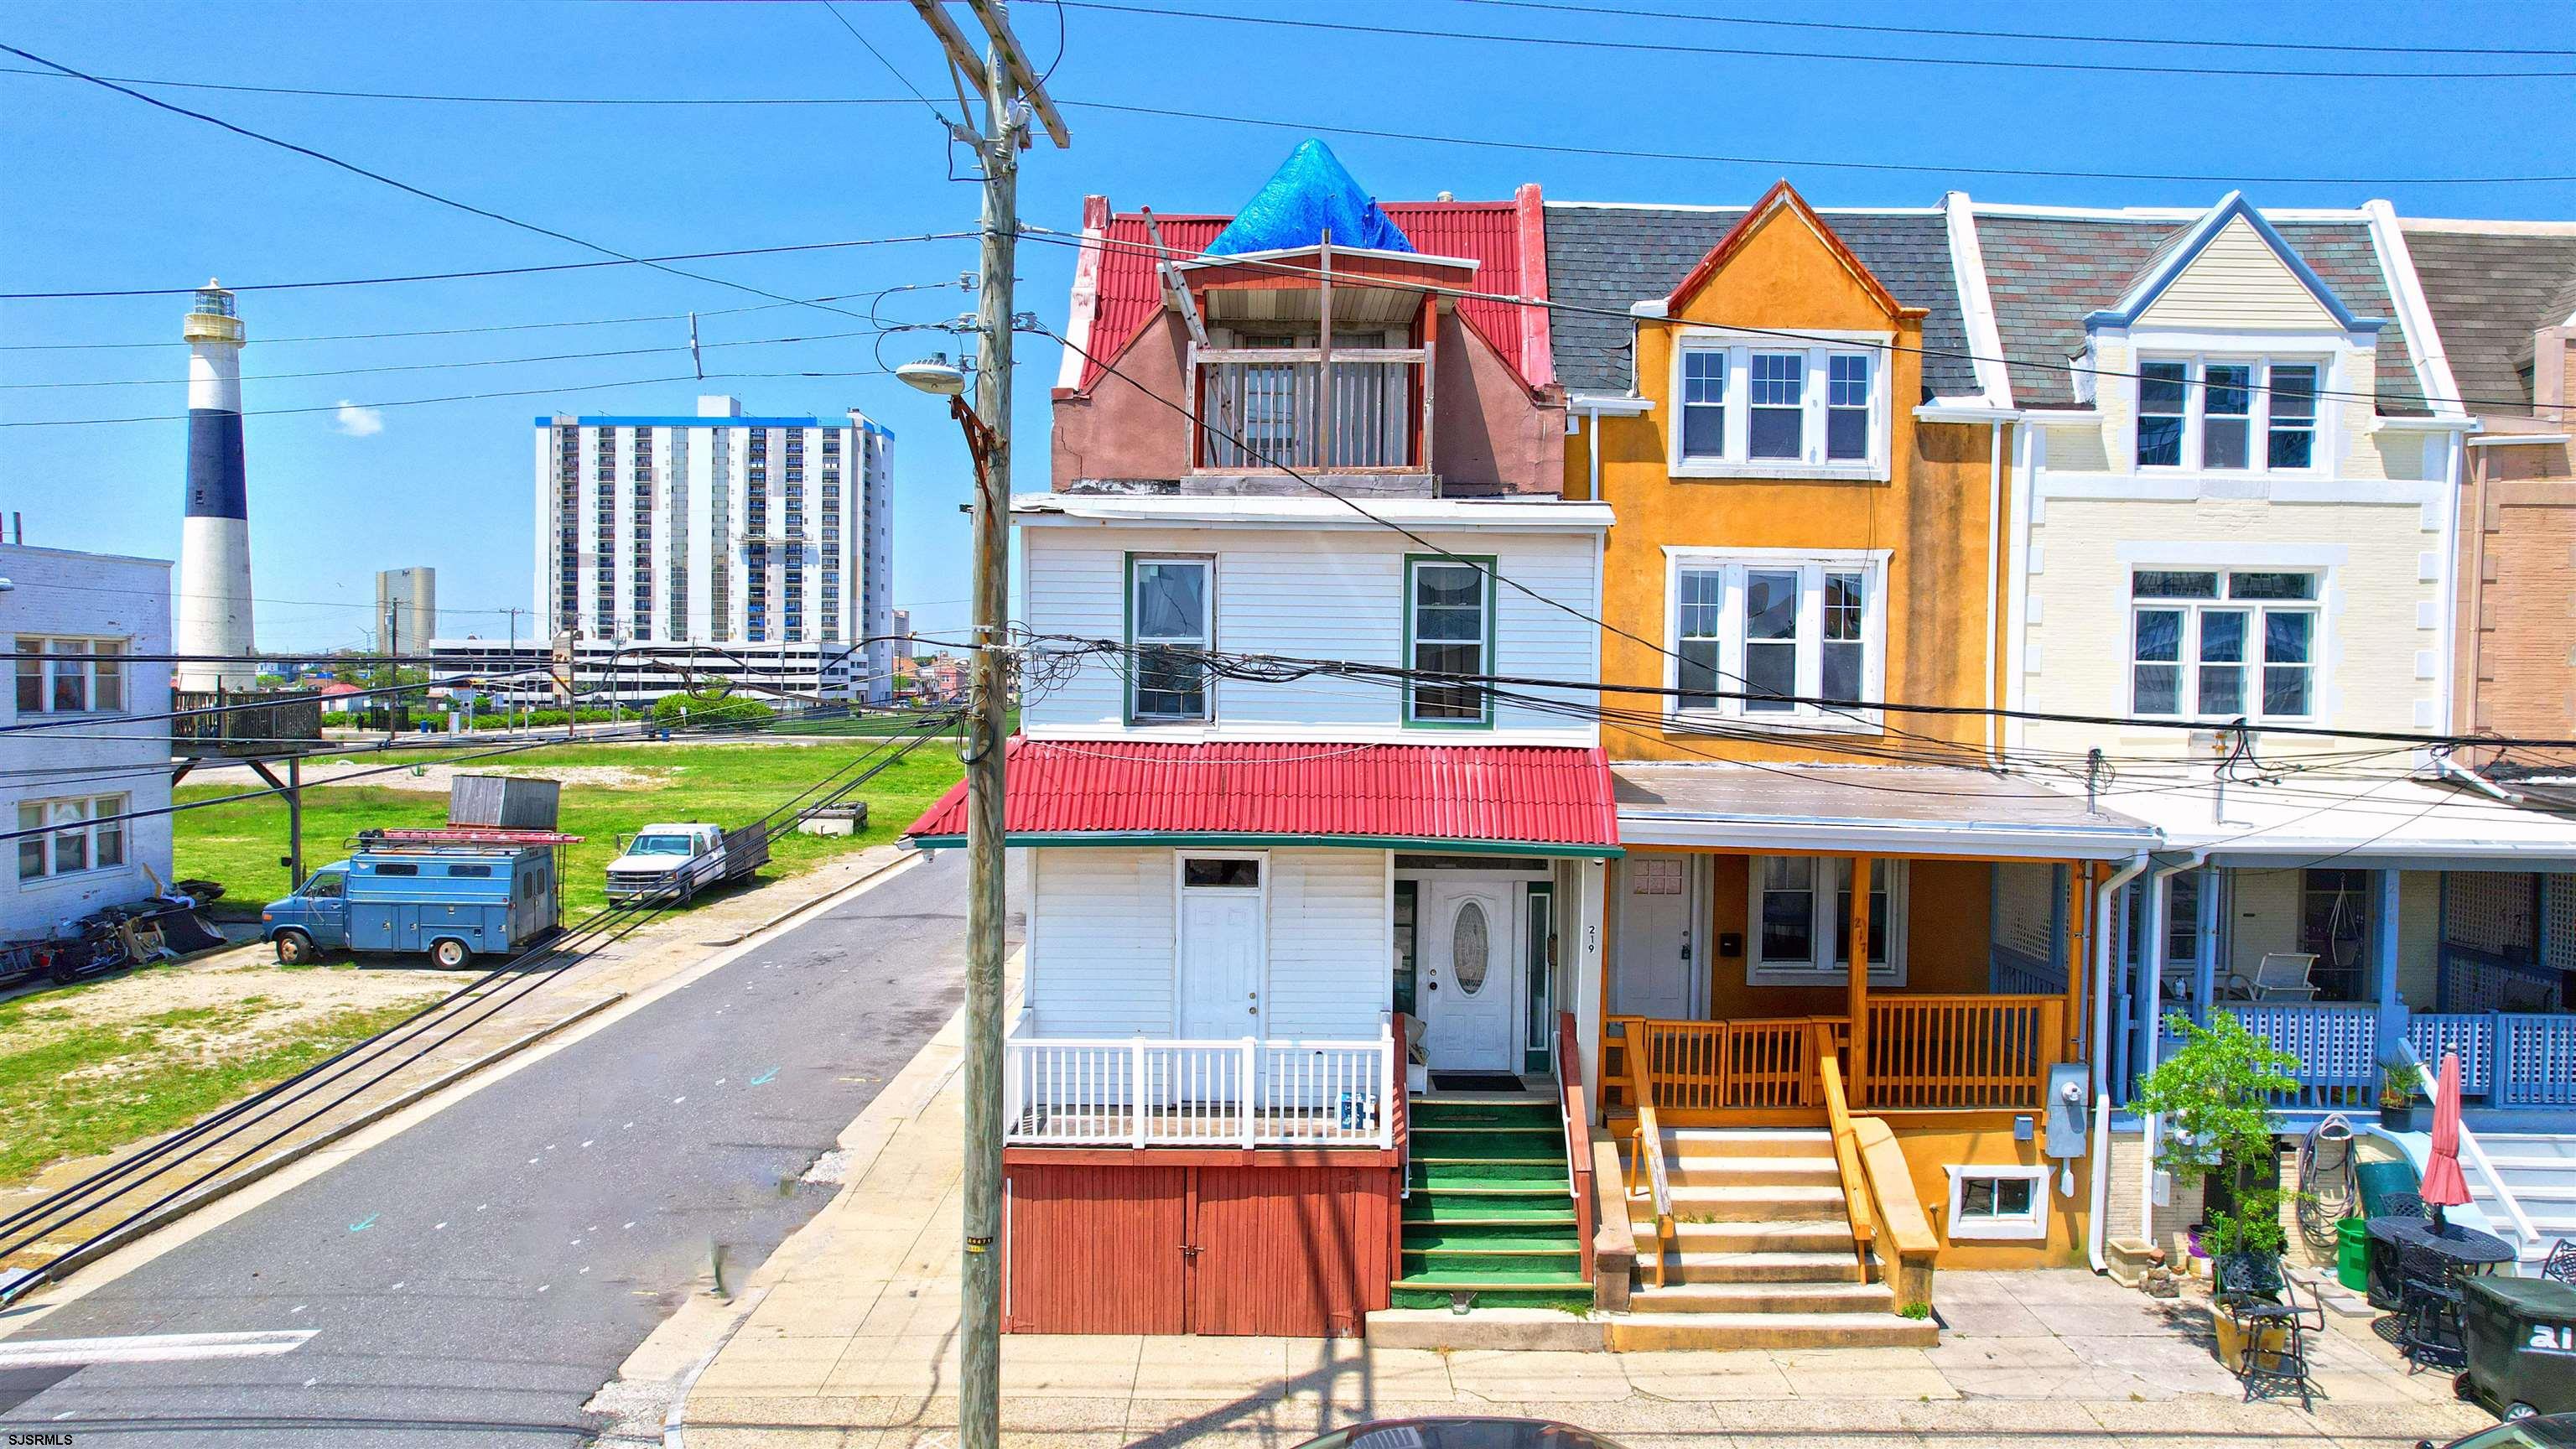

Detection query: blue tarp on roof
xmin=1203 ymin=141 xmax=1416 ymax=257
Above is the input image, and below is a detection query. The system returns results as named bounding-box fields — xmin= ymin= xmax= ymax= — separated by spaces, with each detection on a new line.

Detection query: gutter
xmin=2087 ymin=851 xmax=2150 ymax=1274
xmin=2135 ymin=849 xmax=2210 ymax=1254
xmin=1985 ymin=419 xmax=2006 ymax=764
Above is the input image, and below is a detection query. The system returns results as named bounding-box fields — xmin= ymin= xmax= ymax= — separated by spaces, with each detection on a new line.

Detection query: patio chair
xmin=2216 ymin=1252 xmax=2316 ymax=1409
xmin=2375 ymin=1192 xmax=2425 ymax=1220
xmin=2397 ymin=1242 xmax=2468 ymax=1371
xmin=2543 ymin=1239 xmax=2576 ymax=1289
xmin=2222 ymin=953 xmax=2322 ymax=1003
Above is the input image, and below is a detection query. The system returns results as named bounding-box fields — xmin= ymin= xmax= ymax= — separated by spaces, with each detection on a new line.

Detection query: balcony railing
xmin=1604 ymin=995 xmax=2064 ymax=1115
xmin=1005 ymin=1016 xmax=1394 ymax=1149
xmin=1194 ymin=349 xmax=1423 ymax=470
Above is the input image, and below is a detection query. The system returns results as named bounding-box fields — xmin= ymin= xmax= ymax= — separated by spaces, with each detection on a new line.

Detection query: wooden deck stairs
xmin=1391 ymin=1095 xmax=1590 ymax=1312
xmin=1612 ymin=1126 xmax=1938 ymax=1351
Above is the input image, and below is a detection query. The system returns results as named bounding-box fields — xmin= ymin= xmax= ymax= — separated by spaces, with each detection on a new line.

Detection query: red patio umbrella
xmin=2420 ymin=1050 xmax=2471 ymax=1227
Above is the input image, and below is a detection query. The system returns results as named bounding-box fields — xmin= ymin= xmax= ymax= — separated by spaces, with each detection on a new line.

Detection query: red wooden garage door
xmin=1192 ymin=1166 xmax=1395 ymax=1337
xmin=1004 ymin=1163 xmax=1186 ymax=1334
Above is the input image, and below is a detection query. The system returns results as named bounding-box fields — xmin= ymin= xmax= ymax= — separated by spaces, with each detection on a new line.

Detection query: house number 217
xmin=2532 ymin=1325 xmax=2576 ymax=1352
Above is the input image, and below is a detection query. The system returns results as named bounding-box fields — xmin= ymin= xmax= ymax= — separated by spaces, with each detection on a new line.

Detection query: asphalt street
xmin=0 ymin=849 xmax=1007 ymax=1446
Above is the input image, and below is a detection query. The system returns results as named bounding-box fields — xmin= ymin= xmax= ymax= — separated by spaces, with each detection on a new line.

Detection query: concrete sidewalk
xmin=672 ymin=1015 xmax=2498 ymax=1449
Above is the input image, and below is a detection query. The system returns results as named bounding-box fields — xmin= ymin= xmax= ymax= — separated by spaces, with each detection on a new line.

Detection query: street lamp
xmin=896 ymin=354 xmax=969 ymax=397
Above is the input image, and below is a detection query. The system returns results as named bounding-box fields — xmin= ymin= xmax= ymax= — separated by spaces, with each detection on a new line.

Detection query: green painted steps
xmin=1395 ymin=1094 xmax=1587 ymax=1312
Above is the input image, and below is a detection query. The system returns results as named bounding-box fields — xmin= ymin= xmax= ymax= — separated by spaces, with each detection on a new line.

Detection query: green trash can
xmin=2334 ymin=1217 xmax=2371 ymax=1292
xmin=2461 ymin=1274 xmax=2576 ymax=1420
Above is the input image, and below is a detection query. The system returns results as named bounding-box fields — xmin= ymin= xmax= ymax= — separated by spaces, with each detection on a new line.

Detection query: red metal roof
xmin=906 ymin=739 xmax=1618 ymax=855
xmin=1061 ymin=186 xmax=1555 ymax=396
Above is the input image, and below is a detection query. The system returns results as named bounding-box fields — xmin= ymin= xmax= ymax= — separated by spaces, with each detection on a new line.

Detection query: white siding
xmin=3 ymin=545 xmax=175 ymax=942
xmin=1021 ymin=523 xmax=1601 ymax=742
xmin=2136 ymin=217 xmax=2340 ymax=331
xmin=1026 ymin=846 xmax=1389 ymax=1042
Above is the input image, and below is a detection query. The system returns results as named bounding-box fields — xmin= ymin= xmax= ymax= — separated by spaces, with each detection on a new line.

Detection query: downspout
xmin=2436 ymin=750 xmax=2521 ymax=805
xmin=2088 ymin=851 xmax=2150 ymax=1274
xmin=2461 ymin=435 xmax=2490 ymax=753
xmin=2137 ymin=849 xmax=2210 ymax=1250
xmin=1985 ymin=419 xmax=2006 ymax=766
xmin=1588 ymin=408 xmax=1604 ymax=502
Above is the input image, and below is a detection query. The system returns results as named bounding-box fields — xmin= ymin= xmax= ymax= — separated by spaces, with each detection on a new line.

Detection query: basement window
xmin=1945 ymin=1165 xmax=2049 ymax=1242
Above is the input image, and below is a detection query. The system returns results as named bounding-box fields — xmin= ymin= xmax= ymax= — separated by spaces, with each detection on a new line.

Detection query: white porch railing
xmin=1004 ymin=1023 xmax=1394 ymax=1149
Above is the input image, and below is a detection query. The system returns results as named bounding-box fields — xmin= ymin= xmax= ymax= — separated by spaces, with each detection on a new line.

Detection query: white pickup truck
xmin=603 ymin=821 xmax=771 ymax=905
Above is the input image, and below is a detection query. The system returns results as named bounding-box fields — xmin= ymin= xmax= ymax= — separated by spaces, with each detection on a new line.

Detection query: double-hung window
xmin=2132 ymin=357 xmax=2325 ymax=472
xmin=16 ymin=795 xmax=127 ymax=882
xmin=1749 ymin=856 xmax=1903 ymax=984
xmin=1668 ymin=554 xmax=1885 ymax=728
xmin=1405 ymin=557 xmax=1493 ymax=727
xmin=13 ymin=636 xmax=125 ymax=716
xmin=2131 ymin=569 xmax=2319 ymax=719
xmin=1668 ymin=333 xmax=1888 ymax=477
xmin=1127 ymin=556 xmax=1212 ymax=723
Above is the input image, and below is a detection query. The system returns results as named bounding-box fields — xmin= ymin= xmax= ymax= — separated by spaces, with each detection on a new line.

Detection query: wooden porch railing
xmin=1554 ymin=1010 xmax=1596 ymax=1284
xmin=1867 ymin=995 xmax=2063 ymax=1110
xmin=1813 ymin=1021 xmax=1876 ymax=1275
xmin=1622 ymin=1029 xmax=1675 ymax=1288
xmin=1609 ymin=997 xmax=2061 ymax=1115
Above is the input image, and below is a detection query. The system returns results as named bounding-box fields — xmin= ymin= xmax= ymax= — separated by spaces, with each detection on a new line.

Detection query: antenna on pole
xmin=688 ymin=312 xmax=703 ymax=380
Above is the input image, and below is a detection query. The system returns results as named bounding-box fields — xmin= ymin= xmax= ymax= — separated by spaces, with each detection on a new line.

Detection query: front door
xmin=1177 ymin=855 xmax=1265 ymax=1041
xmin=1614 ymin=851 xmax=1696 ymax=1019
xmin=1418 ymin=876 xmax=1518 ymax=1072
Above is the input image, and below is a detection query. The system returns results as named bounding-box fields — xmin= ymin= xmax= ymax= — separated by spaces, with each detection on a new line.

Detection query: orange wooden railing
xmin=1621 ymin=1028 xmax=1676 ymax=1288
xmin=1812 ymin=1021 xmax=1876 ymax=1275
xmin=1611 ymin=1015 xmax=1822 ymax=1112
xmin=1864 ymin=995 xmax=2063 ymax=1111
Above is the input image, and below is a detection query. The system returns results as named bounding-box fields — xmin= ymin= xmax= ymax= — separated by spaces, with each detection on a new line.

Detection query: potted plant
xmin=2377 ymin=1062 xmax=2418 ymax=1133
xmin=2132 ymin=1011 xmax=2302 ymax=1372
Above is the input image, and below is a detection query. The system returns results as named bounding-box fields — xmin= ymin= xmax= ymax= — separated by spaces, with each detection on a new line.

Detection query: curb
xmin=695 ymin=846 xmax=921 ymax=948
xmin=23 ymin=992 xmax=626 ymax=1294
xmin=661 ymin=1285 xmax=771 ymax=1449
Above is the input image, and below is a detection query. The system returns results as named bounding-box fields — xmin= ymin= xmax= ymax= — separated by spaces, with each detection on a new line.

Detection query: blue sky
xmin=4 ymin=1 xmax=2571 ymax=652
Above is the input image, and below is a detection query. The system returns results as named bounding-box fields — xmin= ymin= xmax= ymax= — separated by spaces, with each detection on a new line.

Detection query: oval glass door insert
xmin=1452 ymin=901 xmax=1490 ymax=995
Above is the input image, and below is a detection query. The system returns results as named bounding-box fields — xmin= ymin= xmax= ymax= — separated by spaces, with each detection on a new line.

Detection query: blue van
xmin=262 ymin=842 xmax=560 ymax=969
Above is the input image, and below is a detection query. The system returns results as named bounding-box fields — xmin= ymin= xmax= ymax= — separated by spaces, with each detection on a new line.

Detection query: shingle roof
xmin=1541 ymin=205 xmax=1981 ymax=402
xmin=1973 ymin=213 xmax=2428 ymax=415
xmin=2398 ymin=226 xmax=2576 ymax=413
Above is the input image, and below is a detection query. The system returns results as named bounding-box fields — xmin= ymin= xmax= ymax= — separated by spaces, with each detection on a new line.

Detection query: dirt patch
xmin=0 ymin=944 xmax=452 ymax=1062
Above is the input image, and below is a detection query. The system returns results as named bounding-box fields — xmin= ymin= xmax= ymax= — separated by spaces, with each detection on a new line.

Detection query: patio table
xmin=2368 ymin=1215 xmax=2517 ymax=1270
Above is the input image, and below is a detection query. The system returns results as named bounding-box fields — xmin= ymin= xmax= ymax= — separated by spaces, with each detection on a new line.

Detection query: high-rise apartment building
xmin=524 ymin=395 xmax=895 ymax=703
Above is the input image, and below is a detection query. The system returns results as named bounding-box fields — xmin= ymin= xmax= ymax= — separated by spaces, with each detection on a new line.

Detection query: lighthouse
xmin=176 ymin=280 xmax=255 ymax=691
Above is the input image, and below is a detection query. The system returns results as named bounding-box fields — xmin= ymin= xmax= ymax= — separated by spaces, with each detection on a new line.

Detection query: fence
xmin=1194 ymin=351 xmax=1422 ymax=470
xmin=1607 ymin=1015 xmax=1820 ymax=1112
xmin=1004 ymin=1027 xmax=1394 ymax=1149
xmin=1866 ymin=995 xmax=2062 ymax=1110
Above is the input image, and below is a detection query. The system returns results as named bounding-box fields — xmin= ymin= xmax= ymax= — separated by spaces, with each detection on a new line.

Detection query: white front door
xmin=1177 ymin=855 xmax=1265 ymax=1040
xmin=1614 ymin=851 xmax=1696 ymax=1019
xmin=1418 ymin=876 xmax=1519 ymax=1072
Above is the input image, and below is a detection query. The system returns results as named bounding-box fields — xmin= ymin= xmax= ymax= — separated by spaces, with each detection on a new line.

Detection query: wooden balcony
xmin=1192 ymin=350 xmax=1425 ymax=472
xmin=1004 ymin=1017 xmax=1396 ymax=1150
xmin=171 ymin=689 xmax=324 ymax=758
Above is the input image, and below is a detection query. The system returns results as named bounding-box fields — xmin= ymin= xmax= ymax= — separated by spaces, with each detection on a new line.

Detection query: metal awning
xmin=2098 ymin=765 xmax=2576 ymax=870
xmin=906 ymin=738 xmax=1621 ymax=857
xmin=1613 ymin=762 xmax=2157 ymax=860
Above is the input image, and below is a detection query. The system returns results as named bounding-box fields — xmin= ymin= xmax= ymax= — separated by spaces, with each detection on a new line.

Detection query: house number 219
xmin=2532 ymin=1325 xmax=2576 ymax=1352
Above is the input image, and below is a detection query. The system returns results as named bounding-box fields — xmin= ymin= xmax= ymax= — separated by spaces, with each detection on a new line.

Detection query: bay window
xmin=1668 ymin=333 xmax=1888 ymax=477
xmin=1750 ymin=856 xmax=1904 ymax=984
xmin=1405 ymin=556 xmax=1494 ymax=727
xmin=1127 ymin=555 xmax=1212 ymax=723
xmin=14 ymin=636 xmax=126 ymax=716
xmin=1668 ymin=553 xmax=1886 ymax=728
xmin=2131 ymin=569 xmax=2319 ymax=719
xmin=2132 ymin=357 xmax=2325 ymax=473
xmin=16 ymin=795 xmax=127 ymax=882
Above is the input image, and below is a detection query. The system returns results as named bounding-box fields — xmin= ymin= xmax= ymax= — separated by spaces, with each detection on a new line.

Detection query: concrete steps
xmin=1606 ymin=1310 xmax=1938 ymax=1352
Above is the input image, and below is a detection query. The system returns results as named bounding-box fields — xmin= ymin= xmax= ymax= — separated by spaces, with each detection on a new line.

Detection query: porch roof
xmin=906 ymin=737 xmax=1622 ymax=857
xmin=1611 ymin=762 xmax=2156 ymax=860
xmin=2101 ymin=766 xmax=2576 ymax=869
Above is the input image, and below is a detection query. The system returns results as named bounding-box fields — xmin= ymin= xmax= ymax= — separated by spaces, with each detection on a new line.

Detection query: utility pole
xmin=896 ymin=8 xmax=1066 ymax=1447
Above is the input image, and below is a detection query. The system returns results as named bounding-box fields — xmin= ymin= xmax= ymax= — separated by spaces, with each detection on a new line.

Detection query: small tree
xmin=2132 ymin=1011 xmax=2301 ymax=1260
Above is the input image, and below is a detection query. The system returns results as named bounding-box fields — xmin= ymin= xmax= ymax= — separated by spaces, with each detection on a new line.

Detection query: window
xmin=1182 ymin=858 xmax=1259 ymax=889
xmin=2131 ymin=569 xmax=2319 ymax=719
xmin=1127 ymin=556 xmax=1212 ymax=723
xmin=374 ymin=863 xmax=419 ymax=877
xmin=1668 ymin=335 xmax=1888 ymax=475
xmin=2133 ymin=357 xmax=2328 ymax=473
xmin=1680 ymin=350 xmax=1727 ymax=459
xmin=1945 ymin=1166 xmax=2049 ymax=1241
xmin=1749 ymin=856 xmax=1903 ymax=984
xmin=14 ymin=637 xmax=125 ymax=715
xmin=1666 ymin=555 xmax=1885 ymax=729
xmin=15 ymin=795 xmax=127 ymax=881
xmin=1405 ymin=557 xmax=1493 ymax=727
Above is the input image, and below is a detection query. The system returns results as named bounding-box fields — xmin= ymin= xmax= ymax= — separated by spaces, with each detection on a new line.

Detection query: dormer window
xmin=1668 ymin=330 xmax=1891 ymax=480
xmin=2135 ymin=356 xmax=2323 ymax=472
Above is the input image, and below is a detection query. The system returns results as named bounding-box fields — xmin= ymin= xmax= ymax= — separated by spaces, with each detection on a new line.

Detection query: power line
xmin=0 ymin=325 xmax=892 ymax=391
xmin=819 ymin=0 xmax=955 ymax=126
xmin=8 ymin=65 xmax=2568 ymax=190
xmin=1019 ymin=225 xmax=2547 ymax=418
xmin=1052 ymin=1 xmax=2576 ymax=81
xmin=0 ymin=366 xmax=891 ymax=428
xmin=1452 ymin=0 xmax=2576 ymax=60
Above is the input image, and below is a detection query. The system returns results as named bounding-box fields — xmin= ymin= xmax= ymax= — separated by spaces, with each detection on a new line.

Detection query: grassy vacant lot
xmin=0 ymin=969 xmax=444 ymax=1190
xmin=174 ymin=737 xmax=964 ymax=917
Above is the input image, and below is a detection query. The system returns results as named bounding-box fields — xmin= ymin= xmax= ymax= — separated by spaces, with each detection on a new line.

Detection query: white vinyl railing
xmin=2402 ymin=1040 xmax=2541 ymax=1249
xmin=1005 ymin=1024 xmax=1394 ymax=1150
